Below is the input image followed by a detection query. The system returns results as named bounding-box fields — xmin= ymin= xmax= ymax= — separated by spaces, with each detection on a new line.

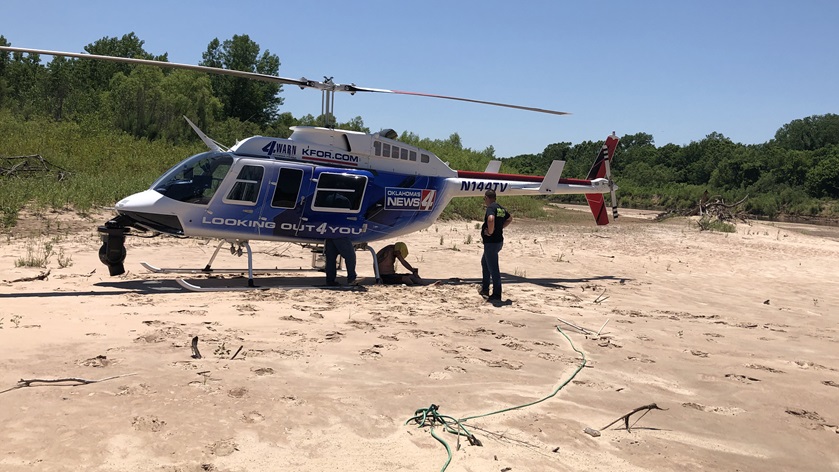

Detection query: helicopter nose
xmin=114 ymin=190 xmax=185 ymax=235
xmin=116 ymin=189 xmax=166 ymax=211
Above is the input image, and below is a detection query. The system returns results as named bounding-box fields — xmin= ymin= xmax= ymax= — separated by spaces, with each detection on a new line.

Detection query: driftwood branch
xmin=1 ymin=154 xmax=69 ymax=179
xmin=655 ymin=191 xmax=750 ymax=224
xmin=600 ymin=403 xmax=667 ymax=432
xmin=1 ymin=373 xmax=137 ymax=394
xmin=7 ymin=270 xmax=51 ymax=283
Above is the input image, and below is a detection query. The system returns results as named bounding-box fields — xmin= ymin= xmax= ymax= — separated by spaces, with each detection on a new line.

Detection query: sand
xmin=1 ymin=208 xmax=838 ymax=472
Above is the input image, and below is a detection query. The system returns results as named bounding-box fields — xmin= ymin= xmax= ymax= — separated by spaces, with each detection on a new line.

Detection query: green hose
xmin=406 ymin=325 xmax=588 ymax=472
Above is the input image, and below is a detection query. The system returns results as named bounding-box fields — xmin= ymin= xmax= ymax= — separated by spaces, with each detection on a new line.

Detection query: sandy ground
xmin=1 ymin=208 xmax=838 ymax=472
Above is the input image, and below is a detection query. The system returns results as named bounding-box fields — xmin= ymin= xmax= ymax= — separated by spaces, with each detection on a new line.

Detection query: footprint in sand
xmin=251 ymin=367 xmax=274 ymax=376
xmin=242 ymin=411 xmax=265 ymax=423
xmin=785 ymin=408 xmax=835 ymax=431
xmin=228 ymin=387 xmax=248 ymax=398
xmin=682 ymin=402 xmax=744 ymax=415
xmin=77 ymin=354 xmax=112 ymax=367
xmin=503 ymin=341 xmax=532 ymax=351
xmin=116 ymin=383 xmax=154 ymax=396
xmin=208 ymin=439 xmax=238 ymax=456
xmin=360 ymin=348 xmax=382 ymax=359
xmin=725 ymin=373 xmax=760 ymax=383
xmin=132 ymin=415 xmax=165 ymax=432
xmin=572 ymin=379 xmax=617 ymax=391
xmin=134 ymin=326 xmax=186 ymax=343
xmin=538 ymin=352 xmax=579 ymax=364
xmin=745 ymin=364 xmax=784 ymax=374
xmin=499 ymin=319 xmax=525 ymax=328
xmin=429 ymin=365 xmax=468 ymax=379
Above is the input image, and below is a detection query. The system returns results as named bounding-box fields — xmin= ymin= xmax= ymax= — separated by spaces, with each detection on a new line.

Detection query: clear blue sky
xmin=2 ymin=0 xmax=838 ymax=158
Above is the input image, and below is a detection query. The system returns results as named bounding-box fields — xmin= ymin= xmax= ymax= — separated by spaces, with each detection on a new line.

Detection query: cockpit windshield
xmin=151 ymin=152 xmax=234 ymax=204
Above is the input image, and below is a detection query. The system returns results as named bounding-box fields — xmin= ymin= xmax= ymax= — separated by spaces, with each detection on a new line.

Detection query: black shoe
xmin=478 ymin=288 xmax=490 ymax=298
xmin=326 ymin=281 xmax=341 ymax=287
xmin=486 ymin=295 xmax=502 ymax=302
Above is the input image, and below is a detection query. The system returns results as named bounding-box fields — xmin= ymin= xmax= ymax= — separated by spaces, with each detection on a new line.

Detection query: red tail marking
xmin=586 ymin=194 xmax=609 ymax=225
xmin=585 ymin=134 xmax=619 ymax=225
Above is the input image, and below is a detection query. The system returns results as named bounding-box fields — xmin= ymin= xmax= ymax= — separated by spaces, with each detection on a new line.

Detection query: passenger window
xmin=226 ymin=165 xmax=264 ymax=203
xmin=373 ymin=141 xmax=382 ymax=156
xmin=401 ymin=148 xmax=408 ymax=160
xmin=312 ymin=173 xmax=367 ymax=213
xmin=409 ymin=150 xmax=417 ymax=161
xmin=271 ymin=168 xmax=303 ymax=208
xmin=383 ymin=143 xmax=391 ymax=158
xmin=421 ymin=153 xmax=430 ymax=163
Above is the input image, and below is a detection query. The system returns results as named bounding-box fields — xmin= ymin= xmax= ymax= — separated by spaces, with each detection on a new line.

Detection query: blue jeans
xmin=325 ymin=238 xmax=356 ymax=284
xmin=481 ymin=242 xmax=503 ymax=298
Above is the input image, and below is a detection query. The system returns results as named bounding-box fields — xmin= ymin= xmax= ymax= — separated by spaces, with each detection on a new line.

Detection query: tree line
xmin=1 ymin=32 xmax=837 ymax=220
xmin=0 ymin=32 xmax=367 ymax=145
xmin=500 ymin=118 xmax=839 ymax=218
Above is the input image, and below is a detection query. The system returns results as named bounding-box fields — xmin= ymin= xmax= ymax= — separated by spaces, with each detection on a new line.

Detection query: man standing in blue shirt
xmin=479 ymin=189 xmax=512 ymax=302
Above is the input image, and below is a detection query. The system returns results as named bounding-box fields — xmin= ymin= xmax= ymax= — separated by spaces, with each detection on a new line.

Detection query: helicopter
xmin=0 ymin=46 xmax=620 ymax=290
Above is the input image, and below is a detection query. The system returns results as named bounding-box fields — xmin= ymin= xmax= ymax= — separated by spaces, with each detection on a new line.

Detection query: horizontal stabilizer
xmin=484 ymin=160 xmax=502 ymax=173
xmin=538 ymin=160 xmax=566 ymax=193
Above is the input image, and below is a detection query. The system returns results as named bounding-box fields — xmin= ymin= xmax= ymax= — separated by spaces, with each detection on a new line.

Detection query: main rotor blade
xmin=347 ymin=85 xmax=571 ymax=116
xmin=1 ymin=46 xmax=571 ymax=116
xmin=0 ymin=46 xmax=312 ymax=88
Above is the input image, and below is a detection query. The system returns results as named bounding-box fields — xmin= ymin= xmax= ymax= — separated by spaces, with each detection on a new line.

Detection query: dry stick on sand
xmin=191 ymin=336 xmax=202 ymax=359
xmin=599 ymin=403 xmax=668 ymax=433
xmin=1 ymin=373 xmax=137 ymax=394
xmin=593 ymin=289 xmax=609 ymax=304
xmin=8 ymin=270 xmax=51 ymax=283
xmin=230 ymin=345 xmax=244 ymax=360
xmin=556 ymin=318 xmax=595 ymax=336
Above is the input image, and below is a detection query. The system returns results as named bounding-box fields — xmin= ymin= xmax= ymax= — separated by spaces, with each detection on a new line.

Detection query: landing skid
xmin=176 ymin=278 xmax=270 ymax=292
xmin=141 ymin=262 xmax=314 ymax=275
xmin=175 ymin=278 xmax=366 ymax=292
xmin=157 ymin=240 xmax=380 ymax=291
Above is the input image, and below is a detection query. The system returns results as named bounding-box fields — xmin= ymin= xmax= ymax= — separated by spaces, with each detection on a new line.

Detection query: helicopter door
xmin=203 ymin=162 xmax=270 ymax=238
xmin=299 ymin=170 xmax=370 ymax=240
xmin=259 ymin=164 xmax=312 ymax=238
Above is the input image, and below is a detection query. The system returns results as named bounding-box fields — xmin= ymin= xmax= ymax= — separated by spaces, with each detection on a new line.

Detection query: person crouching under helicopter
xmin=376 ymin=242 xmax=424 ymax=285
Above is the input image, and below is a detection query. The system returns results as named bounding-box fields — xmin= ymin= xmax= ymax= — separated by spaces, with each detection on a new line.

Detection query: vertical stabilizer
xmin=585 ymin=133 xmax=620 ymax=225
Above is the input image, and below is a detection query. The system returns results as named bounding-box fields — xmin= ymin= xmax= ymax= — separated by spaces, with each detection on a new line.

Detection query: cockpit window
xmin=152 ymin=152 xmax=233 ymax=204
xmin=225 ymin=165 xmax=264 ymax=204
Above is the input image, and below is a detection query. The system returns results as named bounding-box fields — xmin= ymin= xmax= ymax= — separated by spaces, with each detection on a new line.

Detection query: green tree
xmin=51 ymin=33 xmax=169 ymax=119
xmin=774 ymin=114 xmax=839 ymax=151
xmin=2 ymin=48 xmax=48 ymax=117
xmin=103 ymin=66 xmax=222 ymax=142
xmin=0 ymin=35 xmax=10 ymax=109
xmin=804 ymin=153 xmax=839 ymax=198
xmin=200 ymin=35 xmax=282 ymax=126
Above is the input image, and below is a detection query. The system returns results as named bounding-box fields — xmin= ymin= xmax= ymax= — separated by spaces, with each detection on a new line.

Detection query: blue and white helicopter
xmin=1 ymin=46 xmax=620 ymax=290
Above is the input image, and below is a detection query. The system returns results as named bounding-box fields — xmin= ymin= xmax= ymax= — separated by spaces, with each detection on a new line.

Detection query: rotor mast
xmin=320 ymin=77 xmax=336 ymax=128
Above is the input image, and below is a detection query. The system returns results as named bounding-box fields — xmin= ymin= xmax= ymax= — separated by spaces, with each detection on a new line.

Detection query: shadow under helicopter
xmin=0 ymin=273 xmax=629 ymax=298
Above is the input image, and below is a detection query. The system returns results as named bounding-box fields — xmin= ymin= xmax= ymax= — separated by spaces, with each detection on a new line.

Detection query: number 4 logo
xmin=420 ymin=190 xmax=436 ymax=211
xmin=261 ymin=141 xmax=277 ymax=155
